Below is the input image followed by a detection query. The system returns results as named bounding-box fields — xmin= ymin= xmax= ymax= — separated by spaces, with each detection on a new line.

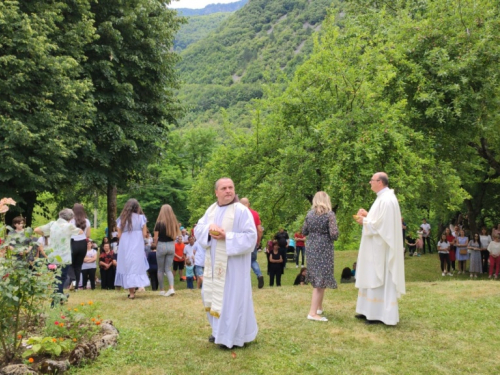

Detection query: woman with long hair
xmin=70 ymin=203 xmax=91 ymax=292
xmin=468 ymin=233 xmax=482 ymax=278
xmin=153 ymin=204 xmax=180 ymax=297
xmin=114 ymin=199 xmax=150 ymax=299
xmin=455 ymin=229 xmax=469 ymax=274
xmin=302 ymin=191 xmax=339 ymax=322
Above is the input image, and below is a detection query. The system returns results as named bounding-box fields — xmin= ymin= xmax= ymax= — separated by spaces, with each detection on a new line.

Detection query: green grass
xmin=66 ymin=251 xmax=500 ymax=374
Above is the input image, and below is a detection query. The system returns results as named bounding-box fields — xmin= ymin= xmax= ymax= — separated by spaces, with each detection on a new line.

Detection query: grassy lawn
xmin=66 ymin=251 xmax=499 ymax=375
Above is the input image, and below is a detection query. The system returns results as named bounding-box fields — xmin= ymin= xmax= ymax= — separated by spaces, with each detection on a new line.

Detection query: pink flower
xmin=0 ymin=205 xmax=8 ymax=214
xmin=0 ymin=198 xmax=16 ymax=206
xmin=54 ymin=321 xmax=59 ymax=325
xmin=48 ymin=264 xmax=57 ymax=270
xmin=60 ymin=315 xmax=66 ymax=319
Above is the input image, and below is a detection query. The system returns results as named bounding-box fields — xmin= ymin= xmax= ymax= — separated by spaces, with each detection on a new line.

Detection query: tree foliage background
xmin=189 ymin=0 xmax=500 ymax=247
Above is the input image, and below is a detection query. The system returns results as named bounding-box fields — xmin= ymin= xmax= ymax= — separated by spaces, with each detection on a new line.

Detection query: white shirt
xmin=70 ymin=218 xmax=91 ymax=241
xmin=488 ymin=241 xmax=500 ymax=256
xmin=81 ymin=249 xmax=97 ymax=270
xmin=420 ymin=223 xmax=431 ymax=237
xmin=480 ymin=235 xmax=491 ymax=250
xmin=437 ymin=241 xmax=450 ymax=253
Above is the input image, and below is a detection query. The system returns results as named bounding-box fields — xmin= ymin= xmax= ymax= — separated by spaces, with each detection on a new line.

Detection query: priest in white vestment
xmin=194 ymin=178 xmax=258 ymax=348
xmin=354 ymin=172 xmax=406 ymax=325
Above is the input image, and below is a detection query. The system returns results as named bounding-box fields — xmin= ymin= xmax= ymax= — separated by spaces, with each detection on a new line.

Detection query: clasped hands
xmin=355 ymin=209 xmax=368 ymax=225
xmin=209 ymin=224 xmax=226 ymax=240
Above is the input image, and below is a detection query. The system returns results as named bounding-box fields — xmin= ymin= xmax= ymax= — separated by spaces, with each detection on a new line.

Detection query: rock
xmin=38 ymin=360 xmax=70 ymax=374
xmin=68 ymin=343 xmax=98 ymax=366
xmin=0 ymin=364 xmax=37 ymax=375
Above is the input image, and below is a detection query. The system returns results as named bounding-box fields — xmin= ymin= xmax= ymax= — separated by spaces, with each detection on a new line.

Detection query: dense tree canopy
xmin=0 ymin=0 xmax=96 ymax=224
xmin=189 ymin=0 xmax=500 ymax=246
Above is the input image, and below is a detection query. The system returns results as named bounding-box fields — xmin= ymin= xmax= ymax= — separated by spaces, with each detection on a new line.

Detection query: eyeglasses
xmin=369 ymin=179 xmax=380 ymax=182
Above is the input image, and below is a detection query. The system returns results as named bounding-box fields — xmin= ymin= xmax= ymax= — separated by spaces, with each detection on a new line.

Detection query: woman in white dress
xmin=114 ymin=199 xmax=150 ymax=299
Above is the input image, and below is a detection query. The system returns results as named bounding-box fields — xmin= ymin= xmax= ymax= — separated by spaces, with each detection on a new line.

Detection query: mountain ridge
xmin=175 ymin=0 xmax=248 ymax=16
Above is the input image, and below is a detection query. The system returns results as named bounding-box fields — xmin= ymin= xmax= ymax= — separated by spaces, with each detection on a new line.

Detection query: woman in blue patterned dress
xmin=302 ymin=191 xmax=339 ymax=322
xmin=455 ymin=229 xmax=469 ymax=275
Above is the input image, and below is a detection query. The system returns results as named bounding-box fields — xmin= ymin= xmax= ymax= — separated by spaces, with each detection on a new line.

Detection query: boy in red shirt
xmin=294 ymin=231 xmax=306 ymax=268
xmin=174 ymin=236 xmax=185 ymax=281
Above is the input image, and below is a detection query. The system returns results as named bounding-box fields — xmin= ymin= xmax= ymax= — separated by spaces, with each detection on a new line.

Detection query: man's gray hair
xmin=379 ymin=174 xmax=389 ymax=186
xmin=59 ymin=208 xmax=74 ymax=221
xmin=214 ymin=177 xmax=233 ymax=190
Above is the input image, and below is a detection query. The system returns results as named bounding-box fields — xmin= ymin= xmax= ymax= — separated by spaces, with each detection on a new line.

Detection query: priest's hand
xmin=210 ymin=228 xmax=226 ymax=240
xmin=209 ymin=224 xmax=226 ymax=240
xmin=357 ymin=208 xmax=368 ymax=217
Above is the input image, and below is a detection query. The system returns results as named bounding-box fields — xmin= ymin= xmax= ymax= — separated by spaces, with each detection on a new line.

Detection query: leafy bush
xmin=0 ymin=205 xmax=59 ymax=363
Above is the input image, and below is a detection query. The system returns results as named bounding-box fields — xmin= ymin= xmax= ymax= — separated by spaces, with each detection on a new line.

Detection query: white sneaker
xmin=165 ymin=289 xmax=175 ymax=297
xmin=296 ymin=265 xmax=299 ymax=268
xmin=158 ymin=291 xmax=166 ymax=296
xmin=442 ymin=273 xmax=445 ymax=276
xmin=448 ymin=273 xmax=453 ymax=276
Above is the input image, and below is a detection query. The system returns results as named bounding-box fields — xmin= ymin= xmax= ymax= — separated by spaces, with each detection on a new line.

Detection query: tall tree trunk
xmin=107 ymin=183 xmax=117 ymax=240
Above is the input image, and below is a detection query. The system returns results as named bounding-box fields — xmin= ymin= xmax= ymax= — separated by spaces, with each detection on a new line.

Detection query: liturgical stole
xmin=203 ymin=203 xmax=235 ymax=318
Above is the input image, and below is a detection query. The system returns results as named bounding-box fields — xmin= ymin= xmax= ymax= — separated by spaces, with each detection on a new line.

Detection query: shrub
xmin=0 ymin=222 xmax=59 ymax=364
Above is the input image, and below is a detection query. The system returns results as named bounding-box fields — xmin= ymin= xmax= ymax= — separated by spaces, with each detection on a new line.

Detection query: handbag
xmin=459 ymin=248 xmax=468 ymax=255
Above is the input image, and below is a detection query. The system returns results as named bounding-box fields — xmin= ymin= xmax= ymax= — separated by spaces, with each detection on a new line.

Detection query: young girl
xmin=444 ymin=228 xmax=456 ymax=273
xmin=455 ymin=230 xmax=469 ymax=274
xmin=294 ymin=268 xmax=307 ymax=285
xmin=415 ymin=229 xmax=424 ymax=256
xmin=268 ymin=243 xmax=283 ymax=287
xmin=437 ymin=234 xmax=452 ymax=276
xmin=468 ymin=233 xmax=482 ymax=278
xmin=488 ymin=234 xmax=500 ymax=279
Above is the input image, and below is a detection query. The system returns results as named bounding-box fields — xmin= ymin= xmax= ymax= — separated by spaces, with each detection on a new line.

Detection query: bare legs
xmin=308 ymin=287 xmax=325 ymax=318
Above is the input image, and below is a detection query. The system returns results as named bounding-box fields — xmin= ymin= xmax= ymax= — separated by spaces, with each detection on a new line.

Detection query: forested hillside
xmin=175 ymin=0 xmax=247 ymax=16
xmin=176 ymin=0 xmax=338 ymax=130
xmin=188 ymin=0 xmax=500 ymax=247
xmin=174 ymin=13 xmax=231 ymax=51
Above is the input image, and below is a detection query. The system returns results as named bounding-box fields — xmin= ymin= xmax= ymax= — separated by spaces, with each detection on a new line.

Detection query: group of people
xmin=7 ymin=172 xmax=408 ymax=349
xmin=435 ymin=227 xmax=500 ymax=279
xmin=403 ymin=217 xmax=500 ymax=279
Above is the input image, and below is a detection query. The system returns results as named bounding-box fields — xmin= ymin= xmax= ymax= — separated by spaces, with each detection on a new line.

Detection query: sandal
xmin=127 ymin=294 xmax=135 ymax=299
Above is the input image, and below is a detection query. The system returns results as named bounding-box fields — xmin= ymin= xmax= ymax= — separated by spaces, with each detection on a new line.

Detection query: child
xmin=487 ymin=234 xmax=500 ymax=279
xmin=468 ymin=233 xmax=482 ymax=279
xmin=293 ymin=268 xmax=307 ymax=285
xmin=268 ymin=243 xmax=283 ymax=287
xmin=405 ymin=232 xmax=417 ymax=256
xmin=415 ymin=229 xmax=423 ymax=256
xmin=437 ymin=234 xmax=452 ymax=276
xmin=340 ymin=267 xmax=355 ymax=283
xmin=147 ymin=244 xmax=158 ymax=291
xmin=185 ymin=258 xmax=195 ymax=289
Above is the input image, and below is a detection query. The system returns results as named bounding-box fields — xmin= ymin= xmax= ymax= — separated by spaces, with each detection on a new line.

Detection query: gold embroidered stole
xmin=203 ymin=203 xmax=235 ymax=318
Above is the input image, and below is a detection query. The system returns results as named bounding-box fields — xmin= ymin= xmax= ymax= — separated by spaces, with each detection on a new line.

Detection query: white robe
xmin=355 ymin=188 xmax=406 ymax=325
xmin=194 ymin=202 xmax=258 ymax=348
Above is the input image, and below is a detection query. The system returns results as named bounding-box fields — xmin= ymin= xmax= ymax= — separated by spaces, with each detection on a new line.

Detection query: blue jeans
xmin=51 ymin=265 xmax=69 ymax=307
xmin=295 ymin=246 xmax=305 ymax=266
xmin=186 ymin=276 xmax=194 ymax=289
xmin=251 ymin=245 xmax=262 ymax=278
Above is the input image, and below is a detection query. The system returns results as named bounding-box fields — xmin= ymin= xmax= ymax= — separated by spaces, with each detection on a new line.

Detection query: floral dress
xmin=302 ymin=210 xmax=339 ymax=289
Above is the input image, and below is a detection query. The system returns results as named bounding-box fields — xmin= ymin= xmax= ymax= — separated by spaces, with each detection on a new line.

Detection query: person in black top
xmin=147 ymin=244 xmax=159 ymax=291
xmin=405 ymin=233 xmax=417 ymax=256
xmin=268 ymin=243 xmax=283 ymax=287
xmin=153 ymin=204 xmax=181 ymax=297
xmin=274 ymin=228 xmax=289 ymax=270
xmin=294 ymin=268 xmax=307 ymax=285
